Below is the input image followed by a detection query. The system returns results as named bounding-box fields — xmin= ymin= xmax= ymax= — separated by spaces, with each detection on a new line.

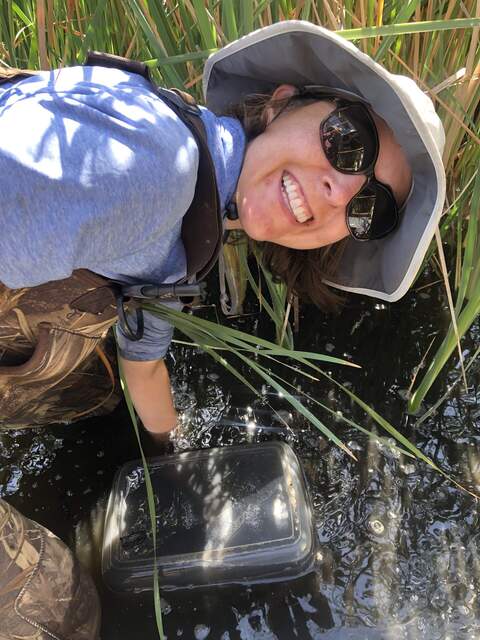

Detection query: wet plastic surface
xmin=103 ymin=443 xmax=317 ymax=591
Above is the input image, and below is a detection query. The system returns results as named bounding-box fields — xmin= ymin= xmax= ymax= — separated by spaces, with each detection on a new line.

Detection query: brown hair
xmin=228 ymin=92 xmax=347 ymax=311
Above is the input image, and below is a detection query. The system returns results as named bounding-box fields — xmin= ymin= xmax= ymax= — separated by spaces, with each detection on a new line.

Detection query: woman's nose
xmin=320 ymin=170 xmax=366 ymax=207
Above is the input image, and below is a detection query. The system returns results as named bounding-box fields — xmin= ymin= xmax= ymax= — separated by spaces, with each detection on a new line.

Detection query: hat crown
xmin=204 ymin=20 xmax=444 ymax=157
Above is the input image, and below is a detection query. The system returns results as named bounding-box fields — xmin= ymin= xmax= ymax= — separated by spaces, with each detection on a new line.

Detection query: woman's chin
xmin=240 ymin=221 xmax=272 ymax=242
xmin=238 ymin=206 xmax=279 ymax=243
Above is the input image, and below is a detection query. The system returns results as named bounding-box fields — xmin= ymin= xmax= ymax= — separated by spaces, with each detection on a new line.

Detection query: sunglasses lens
xmin=347 ymin=182 xmax=398 ymax=241
xmin=321 ymin=105 xmax=377 ymax=173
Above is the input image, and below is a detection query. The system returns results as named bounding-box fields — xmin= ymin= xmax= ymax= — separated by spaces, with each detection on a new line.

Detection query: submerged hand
xmin=140 ymin=428 xmax=174 ymax=457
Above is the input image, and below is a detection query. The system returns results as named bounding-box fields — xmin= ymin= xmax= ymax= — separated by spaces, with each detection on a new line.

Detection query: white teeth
xmin=282 ymin=174 xmax=312 ymax=223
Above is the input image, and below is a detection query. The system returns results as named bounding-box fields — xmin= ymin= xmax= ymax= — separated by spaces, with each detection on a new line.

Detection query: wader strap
xmin=0 ymin=68 xmax=38 ymax=85
xmin=85 ymin=50 xmax=151 ymax=81
xmin=162 ymin=88 xmax=222 ymax=283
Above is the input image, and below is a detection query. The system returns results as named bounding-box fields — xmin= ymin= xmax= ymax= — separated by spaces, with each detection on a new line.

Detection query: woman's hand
xmin=118 ymin=355 xmax=177 ymax=435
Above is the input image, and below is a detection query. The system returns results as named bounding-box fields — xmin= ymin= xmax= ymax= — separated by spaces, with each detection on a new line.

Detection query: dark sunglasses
xmin=297 ymin=86 xmax=400 ymax=241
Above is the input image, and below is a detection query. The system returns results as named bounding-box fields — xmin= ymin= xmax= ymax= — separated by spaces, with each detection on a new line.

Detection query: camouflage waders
xmin=0 ymin=68 xmax=124 ymax=428
xmin=0 ymin=498 xmax=101 ymax=640
xmin=0 ymin=270 xmax=121 ymax=428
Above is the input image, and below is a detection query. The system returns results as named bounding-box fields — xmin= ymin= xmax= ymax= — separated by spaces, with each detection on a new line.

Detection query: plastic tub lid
xmin=102 ymin=441 xmax=317 ymax=592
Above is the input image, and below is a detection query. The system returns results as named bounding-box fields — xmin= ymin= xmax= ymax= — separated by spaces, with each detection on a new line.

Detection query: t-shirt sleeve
xmin=115 ymin=300 xmax=183 ymax=361
xmin=0 ymin=68 xmax=198 ymax=289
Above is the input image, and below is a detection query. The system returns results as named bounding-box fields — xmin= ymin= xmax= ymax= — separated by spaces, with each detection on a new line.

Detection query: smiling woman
xmin=233 ymin=85 xmax=413 ymax=250
xmin=205 ymin=22 xmax=445 ymax=310
xmin=0 ymin=16 xmax=450 ymax=640
xmin=0 ymin=20 xmax=444 ymax=440
xmin=225 ymin=83 xmax=415 ymax=309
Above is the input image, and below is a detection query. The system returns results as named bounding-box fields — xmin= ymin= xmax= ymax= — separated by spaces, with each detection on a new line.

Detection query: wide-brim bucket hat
xmin=203 ymin=20 xmax=446 ymax=302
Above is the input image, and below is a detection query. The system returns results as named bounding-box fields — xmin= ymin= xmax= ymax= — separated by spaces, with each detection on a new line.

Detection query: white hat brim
xmin=203 ymin=21 xmax=446 ymax=301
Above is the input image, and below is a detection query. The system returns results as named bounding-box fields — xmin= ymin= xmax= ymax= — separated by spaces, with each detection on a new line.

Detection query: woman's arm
xmin=119 ymin=355 xmax=177 ymax=434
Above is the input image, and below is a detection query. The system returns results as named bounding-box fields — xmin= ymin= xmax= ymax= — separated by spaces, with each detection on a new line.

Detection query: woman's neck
xmin=224 ymin=216 xmax=243 ymax=230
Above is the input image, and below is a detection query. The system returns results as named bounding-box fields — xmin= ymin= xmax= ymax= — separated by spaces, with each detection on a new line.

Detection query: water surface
xmin=1 ymin=281 xmax=479 ymax=639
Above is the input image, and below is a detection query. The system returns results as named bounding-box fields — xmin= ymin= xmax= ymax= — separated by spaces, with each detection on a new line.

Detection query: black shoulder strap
xmin=156 ymin=87 xmax=222 ymax=283
xmin=85 ymin=51 xmax=151 ymax=81
xmin=85 ymin=51 xmax=222 ymax=283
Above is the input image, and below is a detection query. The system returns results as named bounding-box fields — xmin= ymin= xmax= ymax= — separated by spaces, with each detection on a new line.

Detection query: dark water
xmin=1 ymin=280 xmax=479 ymax=639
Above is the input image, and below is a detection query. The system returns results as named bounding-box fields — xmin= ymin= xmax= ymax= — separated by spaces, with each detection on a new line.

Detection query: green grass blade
xmin=142 ymin=0 xmax=179 ymax=55
xmin=122 ymin=0 xmax=184 ymax=86
xmin=221 ymin=0 xmax=238 ymax=41
xmin=118 ymin=358 xmax=165 ymax=640
xmin=10 ymin=2 xmax=31 ymax=26
xmin=142 ymin=302 xmax=355 ymax=367
xmin=263 ymin=354 xmax=416 ymax=459
xmin=408 ymin=286 xmax=480 ymax=414
xmin=233 ymin=348 xmax=357 ymax=459
xmin=300 ymin=0 xmax=313 ymax=21
xmin=373 ymin=0 xmax=419 ymax=61
xmin=338 ymin=18 xmax=480 ymax=41
xmin=319 ymin=368 xmax=478 ymax=497
xmin=459 ymin=169 xmax=480 ymax=308
xmin=257 ymin=343 xmax=459 ymax=472
xmin=144 ymin=49 xmax=217 ymax=67
xmin=242 ymin=255 xmax=293 ymax=348
xmin=191 ymin=0 xmax=217 ymax=49
xmin=78 ymin=0 xmax=109 ymax=61
xmin=416 ymin=343 xmax=480 ymax=427
xmin=239 ymin=0 xmax=254 ymax=34
xmin=244 ymin=259 xmax=276 ymax=321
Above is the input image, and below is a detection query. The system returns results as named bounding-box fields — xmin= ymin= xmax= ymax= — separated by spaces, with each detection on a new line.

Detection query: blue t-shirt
xmin=0 ymin=66 xmax=245 ymax=360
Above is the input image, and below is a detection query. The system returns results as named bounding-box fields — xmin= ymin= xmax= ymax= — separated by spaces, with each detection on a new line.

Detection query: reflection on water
xmin=1 ymin=284 xmax=479 ymax=639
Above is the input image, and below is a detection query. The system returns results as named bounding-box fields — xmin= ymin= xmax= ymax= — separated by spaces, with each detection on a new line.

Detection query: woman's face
xmin=234 ymin=85 xmax=413 ymax=249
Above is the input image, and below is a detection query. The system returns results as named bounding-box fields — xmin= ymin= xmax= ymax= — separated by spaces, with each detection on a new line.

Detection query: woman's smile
xmin=280 ymin=171 xmax=314 ymax=224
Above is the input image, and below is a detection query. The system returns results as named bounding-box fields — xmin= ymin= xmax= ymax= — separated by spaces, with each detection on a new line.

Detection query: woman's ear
xmin=264 ymin=84 xmax=298 ymax=125
xmin=271 ymin=84 xmax=298 ymax=101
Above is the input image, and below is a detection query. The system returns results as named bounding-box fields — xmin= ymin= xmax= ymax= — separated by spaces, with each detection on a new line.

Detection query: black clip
xmin=115 ymin=282 xmax=207 ymax=341
xmin=115 ymin=292 xmax=144 ymax=341
xmin=121 ymin=282 xmax=206 ymax=300
xmin=225 ymin=202 xmax=239 ymax=220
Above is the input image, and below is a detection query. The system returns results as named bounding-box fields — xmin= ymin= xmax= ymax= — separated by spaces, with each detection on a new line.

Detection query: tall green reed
xmin=2 ymin=7 xmax=480 ymax=636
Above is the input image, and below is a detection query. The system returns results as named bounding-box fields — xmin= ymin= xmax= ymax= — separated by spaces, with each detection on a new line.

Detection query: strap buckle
xmin=121 ymin=282 xmax=206 ymax=299
xmin=115 ymin=283 xmax=207 ymax=341
xmin=115 ymin=292 xmax=144 ymax=341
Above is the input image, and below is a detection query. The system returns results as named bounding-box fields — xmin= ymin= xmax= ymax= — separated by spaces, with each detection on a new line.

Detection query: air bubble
xmin=194 ymin=624 xmax=211 ymax=639
xmin=368 ymin=518 xmax=385 ymax=535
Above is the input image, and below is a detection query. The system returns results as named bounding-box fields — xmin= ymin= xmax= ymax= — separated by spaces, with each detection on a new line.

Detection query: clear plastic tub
xmin=102 ymin=442 xmax=317 ymax=592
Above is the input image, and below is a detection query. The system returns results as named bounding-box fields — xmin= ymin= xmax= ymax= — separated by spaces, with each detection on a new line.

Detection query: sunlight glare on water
xmin=1 ymin=285 xmax=479 ymax=638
